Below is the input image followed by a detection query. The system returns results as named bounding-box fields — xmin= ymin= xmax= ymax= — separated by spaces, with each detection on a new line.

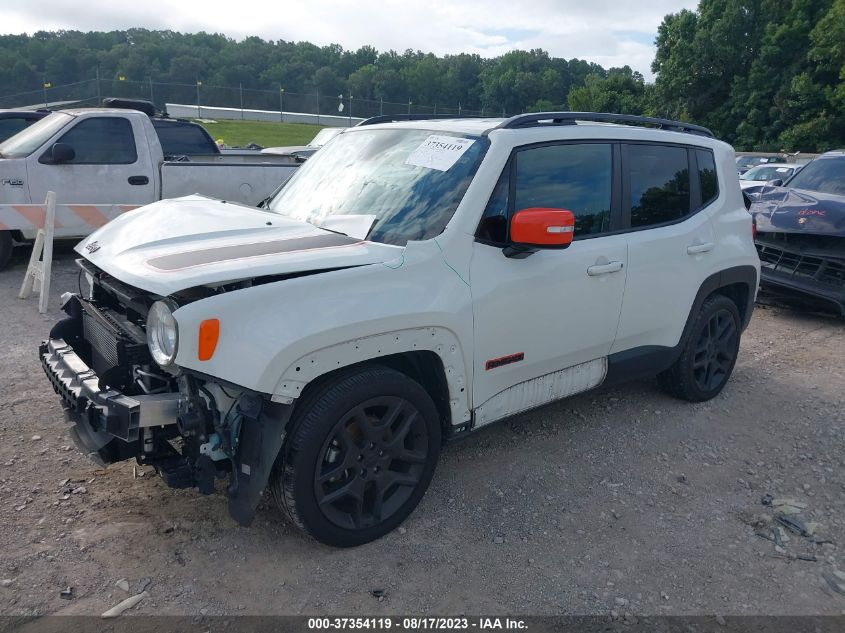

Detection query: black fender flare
xmin=604 ymin=265 xmax=759 ymax=386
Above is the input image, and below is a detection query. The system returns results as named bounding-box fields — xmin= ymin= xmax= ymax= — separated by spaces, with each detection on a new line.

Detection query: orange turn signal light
xmin=198 ymin=319 xmax=220 ymax=361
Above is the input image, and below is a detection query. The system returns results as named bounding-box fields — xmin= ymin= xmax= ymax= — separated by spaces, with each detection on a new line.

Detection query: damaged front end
xmin=752 ymin=185 xmax=845 ymax=315
xmin=39 ymin=262 xmax=291 ymax=525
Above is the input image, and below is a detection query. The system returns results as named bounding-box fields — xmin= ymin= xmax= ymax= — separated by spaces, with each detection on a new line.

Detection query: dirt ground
xmin=1 ymin=246 xmax=844 ymax=618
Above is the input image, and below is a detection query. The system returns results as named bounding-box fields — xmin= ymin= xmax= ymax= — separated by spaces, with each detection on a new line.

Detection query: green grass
xmin=195 ymin=119 xmax=325 ymax=148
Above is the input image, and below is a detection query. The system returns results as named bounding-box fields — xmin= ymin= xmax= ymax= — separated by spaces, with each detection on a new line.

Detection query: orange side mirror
xmin=510 ymin=207 xmax=575 ymax=248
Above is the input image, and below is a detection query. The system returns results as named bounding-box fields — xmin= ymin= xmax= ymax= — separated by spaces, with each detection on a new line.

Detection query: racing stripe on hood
xmin=146 ymin=233 xmax=360 ymax=271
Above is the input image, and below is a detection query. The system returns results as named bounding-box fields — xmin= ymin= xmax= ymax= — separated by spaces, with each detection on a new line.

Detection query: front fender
xmin=172 ymin=240 xmax=474 ymax=424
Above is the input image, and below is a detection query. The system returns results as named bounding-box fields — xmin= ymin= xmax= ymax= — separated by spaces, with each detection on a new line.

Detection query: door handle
xmin=128 ymin=175 xmax=149 ymax=185
xmin=587 ymin=261 xmax=624 ymax=276
xmin=686 ymin=241 xmax=714 ymax=255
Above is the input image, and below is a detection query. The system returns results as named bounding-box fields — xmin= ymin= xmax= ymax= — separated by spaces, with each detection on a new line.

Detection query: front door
xmin=27 ymin=115 xmax=156 ymax=237
xmin=470 ymin=142 xmax=627 ymax=425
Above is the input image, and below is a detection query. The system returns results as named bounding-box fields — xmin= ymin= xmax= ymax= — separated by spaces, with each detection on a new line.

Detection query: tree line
xmin=0 ymin=0 xmax=843 ymax=151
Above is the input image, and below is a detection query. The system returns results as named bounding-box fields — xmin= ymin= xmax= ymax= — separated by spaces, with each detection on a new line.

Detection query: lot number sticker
xmin=405 ymin=135 xmax=475 ymax=172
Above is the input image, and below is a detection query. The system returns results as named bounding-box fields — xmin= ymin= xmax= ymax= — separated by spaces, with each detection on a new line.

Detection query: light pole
xmin=279 ymin=87 xmax=285 ymax=122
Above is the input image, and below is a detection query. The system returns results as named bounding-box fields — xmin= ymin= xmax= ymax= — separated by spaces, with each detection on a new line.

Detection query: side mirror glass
xmin=49 ymin=142 xmax=75 ymax=164
xmin=766 ymin=179 xmax=783 ymax=187
xmin=510 ymin=207 xmax=575 ymax=248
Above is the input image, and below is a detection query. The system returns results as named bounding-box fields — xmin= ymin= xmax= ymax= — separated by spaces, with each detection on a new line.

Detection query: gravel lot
xmin=1 ymin=246 xmax=844 ymax=618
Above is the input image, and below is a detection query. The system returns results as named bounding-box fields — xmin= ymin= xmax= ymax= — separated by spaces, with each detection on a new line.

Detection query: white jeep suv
xmin=41 ymin=112 xmax=760 ymax=546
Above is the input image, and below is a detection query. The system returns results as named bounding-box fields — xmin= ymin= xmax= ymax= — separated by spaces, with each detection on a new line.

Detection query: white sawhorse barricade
xmin=8 ymin=195 xmax=139 ymax=313
xmin=18 ymin=191 xmax=57 ymax=314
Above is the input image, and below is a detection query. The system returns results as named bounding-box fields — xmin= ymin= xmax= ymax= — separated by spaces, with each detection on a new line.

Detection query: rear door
xmin=611 ymin=143 xmax=719 ymax=353
xmin=26 ymin=115 xmax=156 ymax=236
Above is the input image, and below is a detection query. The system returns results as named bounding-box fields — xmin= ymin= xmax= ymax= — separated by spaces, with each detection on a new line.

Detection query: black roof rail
xmin=356 ymin=114 xmax=487 ymax=126
xmin=495 ymin=112 xmax=714 ymax=138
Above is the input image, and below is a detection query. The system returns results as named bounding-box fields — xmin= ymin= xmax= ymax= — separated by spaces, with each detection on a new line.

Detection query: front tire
xmin=271 ymin=366 xmax=441 ymax=547
xmin=658 ymin=294 xmax=741 ymax=402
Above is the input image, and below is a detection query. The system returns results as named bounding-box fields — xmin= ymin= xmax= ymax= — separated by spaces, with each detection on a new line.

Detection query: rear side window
xmin=153 ymin=121 xmax=217 ymax=156
xmin=628 ymin=144 xmax=690 ymax=228
xmin=696 ymin=149 xmax=718 ymax=207
xmin=55 ymin=117 xmax=137 ymax=164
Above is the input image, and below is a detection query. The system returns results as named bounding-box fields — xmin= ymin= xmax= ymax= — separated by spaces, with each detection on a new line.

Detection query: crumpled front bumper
xmin=39 ymin=337 xmax=179 ymax=465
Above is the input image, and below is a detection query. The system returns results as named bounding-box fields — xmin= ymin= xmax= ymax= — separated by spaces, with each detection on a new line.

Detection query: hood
xmin=75 ymin=195 xmax=403 ymax=296
xmin=750 ymin=186 xmax=845 ymax=237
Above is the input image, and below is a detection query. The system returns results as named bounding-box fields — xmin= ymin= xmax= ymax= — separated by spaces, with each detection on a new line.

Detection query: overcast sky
xmin=2 ymin=0 xmax=699 ymax=80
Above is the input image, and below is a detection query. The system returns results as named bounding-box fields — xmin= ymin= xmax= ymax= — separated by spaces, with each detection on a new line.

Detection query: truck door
xmin=26 ymin=114 xmax=156 ymax=236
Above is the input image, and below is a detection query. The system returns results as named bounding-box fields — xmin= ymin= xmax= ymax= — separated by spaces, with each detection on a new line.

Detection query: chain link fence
xmin=0 ymin=77 xmax=501 ymax=120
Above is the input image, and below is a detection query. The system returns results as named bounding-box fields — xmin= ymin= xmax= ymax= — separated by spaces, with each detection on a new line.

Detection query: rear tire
xmin=658 ymin=294 xmax=741 ymax=402
xmin=270 ymin=365 xmax=441 ymax=547
xmin=0 ymin=232 xmax=13 ymax=270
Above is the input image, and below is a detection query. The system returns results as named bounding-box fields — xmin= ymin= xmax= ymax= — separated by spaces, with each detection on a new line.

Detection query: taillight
xmin=751 ymin=217 xmax=757 ymax=241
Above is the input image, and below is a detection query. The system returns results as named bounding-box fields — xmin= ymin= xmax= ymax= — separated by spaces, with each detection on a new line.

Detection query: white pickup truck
xmin=0 ymin=106 xmax=299 ymax=268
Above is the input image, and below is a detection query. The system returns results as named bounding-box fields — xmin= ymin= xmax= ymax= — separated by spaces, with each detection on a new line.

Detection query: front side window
xmin=54 ymin=117 xmax=138 ymax=164
xmin=268 ymin=128 xmax=487 ymax=246
xmin=629 ymin=144 xmax=690 ymax=227
xmin=514 ymin=143 xmax=613 ymax=237
xmin=477 ymin=143 xmax=614 ymax=244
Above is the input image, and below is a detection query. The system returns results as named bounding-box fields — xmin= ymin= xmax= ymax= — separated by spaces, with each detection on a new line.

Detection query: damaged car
xmin=41 ymin=113 xmax=759 ymax=546
xmin=751 ymin=150 xmax=845 ymax=315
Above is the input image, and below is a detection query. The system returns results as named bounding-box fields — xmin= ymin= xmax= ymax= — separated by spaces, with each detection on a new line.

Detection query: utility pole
xmin=196 ymin=80 xmax=202 ymax=118
xmin=42 ymin=76 xmax=49 ymax=107
xmin=239 ymin=82 xmax=244 ymax=120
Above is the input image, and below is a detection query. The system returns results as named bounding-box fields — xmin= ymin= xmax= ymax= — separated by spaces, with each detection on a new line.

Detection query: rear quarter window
xmin=696 ymin=149 xmax=718 ymax=207
xmin=153 ymin=121 xmax=217 ymax=156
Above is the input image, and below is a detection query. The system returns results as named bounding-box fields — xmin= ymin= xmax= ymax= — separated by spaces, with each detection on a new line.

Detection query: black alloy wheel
xmin=314 ymin=396 xmax=430 ymax=530
xmin=658 ymin=294 xmax=742 ymax=402
xmin=691 ymin=307 xmax=738 ymax=393
xmin=271 ymin=365 xmax=441 ymax=547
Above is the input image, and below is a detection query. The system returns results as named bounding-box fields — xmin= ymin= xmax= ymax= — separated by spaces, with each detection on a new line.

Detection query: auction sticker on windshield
xmin=405 ymin=135 xmax=476 ymax=172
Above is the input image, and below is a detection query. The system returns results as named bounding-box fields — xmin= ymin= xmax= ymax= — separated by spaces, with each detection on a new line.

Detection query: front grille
xmin=756 ymin=241 xmax=845 ymax=287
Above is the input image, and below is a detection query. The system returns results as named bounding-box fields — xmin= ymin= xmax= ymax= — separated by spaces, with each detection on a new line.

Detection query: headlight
xmin=147 ymin=300 xmax=179 ymax=367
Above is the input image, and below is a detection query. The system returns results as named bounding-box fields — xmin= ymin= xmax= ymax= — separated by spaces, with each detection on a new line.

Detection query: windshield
xmin=267 ymin=128 xmax=488 ymax=246
xmin=784 ymin=156 xmax=845 ymax=195
xmin=0 ymin=112 xmax=73 ymax=158
xmin=309 ymin=127 xmax=342 ymax=147
xmin=740 ymin=165 xmax=794 ymax=181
